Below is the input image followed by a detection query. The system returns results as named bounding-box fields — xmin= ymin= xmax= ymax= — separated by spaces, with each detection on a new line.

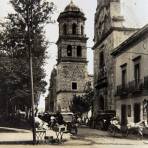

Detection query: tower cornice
xmin=57 ymin=11 xmax=86 ymax=22
xmin=56 ymin=35 xmax=88 ymax=45
xmin=56 ymin=58 xmax=88 ymax=65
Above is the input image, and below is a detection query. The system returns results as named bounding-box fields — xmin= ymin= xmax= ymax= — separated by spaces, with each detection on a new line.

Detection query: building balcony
xmin=128 ymin=79 xmax=144 ymax=94
xmin=116 ymin=77 xmax=148 ymax=97
xmin=116 ymin=84 xmax=129 ymax=96
xmin=95 ymin=66 xmax=107 ymax=89
xmin=98 ymin=66 xmax=107 ymax=80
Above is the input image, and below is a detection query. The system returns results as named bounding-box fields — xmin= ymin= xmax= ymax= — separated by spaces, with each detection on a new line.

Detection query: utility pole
xmin=27 ymin=0 xmax=36 ymax=144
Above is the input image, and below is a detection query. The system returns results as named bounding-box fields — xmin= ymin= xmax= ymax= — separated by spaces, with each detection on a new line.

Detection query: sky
xmin=0 ymin=0 xmax=148 ymax=110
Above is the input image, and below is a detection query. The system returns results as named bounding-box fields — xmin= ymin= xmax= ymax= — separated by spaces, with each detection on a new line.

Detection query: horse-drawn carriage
xmin=108 ymin=117 xmax=148 ymax=139
xmin=61 ymin=112 xmax=78 ymax=135
xmin=37 ymin=112 xmax=78 ymax=135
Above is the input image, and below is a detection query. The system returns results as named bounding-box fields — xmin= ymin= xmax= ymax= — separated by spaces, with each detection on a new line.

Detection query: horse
xmin=127 ymin=121 xmax=146 ymax=139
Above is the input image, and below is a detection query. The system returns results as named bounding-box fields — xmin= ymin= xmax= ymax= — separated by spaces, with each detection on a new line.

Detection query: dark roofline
xmin=111 ymin=24 xmax=148 ymax=56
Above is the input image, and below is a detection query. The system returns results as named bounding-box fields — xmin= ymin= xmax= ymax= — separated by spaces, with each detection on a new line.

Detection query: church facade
xmin=92 ymin=0 xmax=138 ymax=123
xmin=46 ymin=1 xmax=93 ymax=112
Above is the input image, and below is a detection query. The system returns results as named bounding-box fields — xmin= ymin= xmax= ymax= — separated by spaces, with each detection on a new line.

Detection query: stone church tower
xmin=55 ymin=1 xmax=89 ymax=112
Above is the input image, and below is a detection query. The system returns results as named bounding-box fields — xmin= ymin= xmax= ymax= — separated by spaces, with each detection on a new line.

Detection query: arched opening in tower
xmin=72 ymin=23 xmax=77 ymax=35
xmin=63 ymin=24 xmax=67 ymax=35
xmin=67 ymin=45 xmax=72 ymax=56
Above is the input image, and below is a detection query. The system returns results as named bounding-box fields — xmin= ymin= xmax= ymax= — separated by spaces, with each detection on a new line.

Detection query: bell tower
xmin=56 ymin=1 xmax=88 ymax=112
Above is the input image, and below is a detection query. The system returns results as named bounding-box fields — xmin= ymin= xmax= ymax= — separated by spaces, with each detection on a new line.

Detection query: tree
xmin=70 ymin=95 xmax=90 ymax=114
xmin=70 ymin=84 xmax=94 ymax=115
xmin=0 ymin=0 xmax=55 ymax=116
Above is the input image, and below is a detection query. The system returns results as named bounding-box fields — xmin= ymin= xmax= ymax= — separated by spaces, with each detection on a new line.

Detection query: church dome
xmin=64 ymin=1 xmax=81 ymax=12
xmin=57 ymin=0 xmax=86 ymax=22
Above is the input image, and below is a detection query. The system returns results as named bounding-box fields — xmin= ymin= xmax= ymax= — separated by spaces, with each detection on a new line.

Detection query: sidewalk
xmin=0 ymin=127 xmax=70 ymax=144
xmin=0 ymin=127 xmax=32 ymax=144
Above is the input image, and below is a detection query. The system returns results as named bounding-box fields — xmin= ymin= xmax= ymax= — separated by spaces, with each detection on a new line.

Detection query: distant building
xmin=92 ymin=0 xmax=138 ymax=123
xmin=46 ymin=1 xmax=93 ymax=112
xmin=45 ymin=68 xmax=57 ymax=112
xmin=111 ymin=24 xmax=148 ymax=124
xmin=85 ymin=74 xmax=94 ymax=92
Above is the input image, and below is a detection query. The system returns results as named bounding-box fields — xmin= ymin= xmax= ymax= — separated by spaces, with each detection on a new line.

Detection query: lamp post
xmin=27 ymin=0 xmax=36 ymax=144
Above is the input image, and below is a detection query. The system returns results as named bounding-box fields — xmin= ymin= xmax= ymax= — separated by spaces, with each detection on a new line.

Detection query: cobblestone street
xmin=0 ymin=127 xmax=148 ymax=148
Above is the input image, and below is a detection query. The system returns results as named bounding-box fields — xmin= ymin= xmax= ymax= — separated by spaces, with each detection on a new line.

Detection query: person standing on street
xmin=56 ymin=111 xmax=64 ymax=125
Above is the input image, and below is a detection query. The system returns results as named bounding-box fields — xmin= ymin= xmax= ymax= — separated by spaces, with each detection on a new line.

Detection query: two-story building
xmin=112 ymin=24 xmax=148 ymax=124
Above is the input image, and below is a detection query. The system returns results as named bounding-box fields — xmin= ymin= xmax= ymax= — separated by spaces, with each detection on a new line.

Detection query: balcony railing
xmin=95 ymin=66 xmax=107 ymax=88
xmin=98 ymin=66 xmax=107 ymax=80
xmin=128 ymin=79 xmax=144 ymax=93
xmin=116 ymin=84 xmax=129 ymax=96
xmin=116 ymin=79 xmax=144 ymax=97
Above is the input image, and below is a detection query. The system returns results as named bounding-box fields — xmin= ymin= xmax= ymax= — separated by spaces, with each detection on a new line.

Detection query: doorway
xmin=134 ymin=103 xmax=141 ymax=123
xmin=121 ymin=105 xmax=127 ymax=125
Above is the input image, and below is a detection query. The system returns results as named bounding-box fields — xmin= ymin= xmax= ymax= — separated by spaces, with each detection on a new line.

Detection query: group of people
xmin=35 ymin=111 xmax=64 ymax=130
xmin=49 ymin=111 xmax=64 ymax=129
xmin=35 ymin=111 xmax=81 ymax=135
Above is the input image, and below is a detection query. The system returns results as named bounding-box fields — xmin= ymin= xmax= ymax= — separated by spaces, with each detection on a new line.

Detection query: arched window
xmin=72 ymin=23 xmax=77 ymax=35
xmin=63 ymin=24 xmax=67 ymax=35
xmin=77 ymin=46 xmax=82 ymax=57
xmin=81 ymin=25 xmax=84 ymax=35
xmin=67 ymin=45 xmax=72 ymax=56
